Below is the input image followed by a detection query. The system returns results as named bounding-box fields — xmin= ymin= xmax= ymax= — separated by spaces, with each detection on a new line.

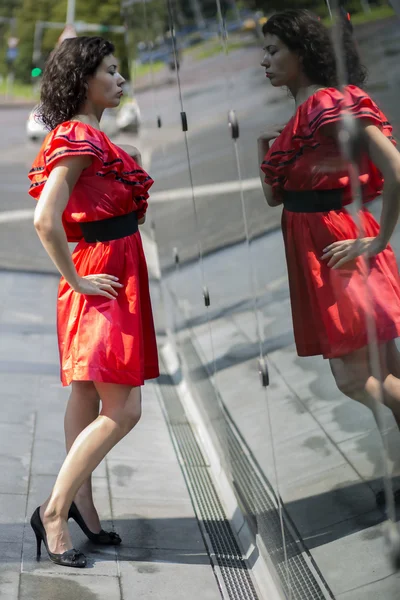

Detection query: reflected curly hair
xmin=262 ymin=9 xmax=367 ymax=88
xmin=38 ymin=36 xmax=115 ymax=130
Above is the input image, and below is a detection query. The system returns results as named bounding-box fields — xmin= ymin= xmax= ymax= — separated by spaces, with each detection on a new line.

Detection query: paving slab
xmin=107 ymin=458 xmax=189 ymax=502
xmin=119 ymin=547 xmax=222 ymax=600
xmin=0 ymin=494 xmax=27 ymax=544
xmin=19 ymin=572 xmax=121 ymax=600
xmin=336 ymin=571 xmax=400 ymax=599
xmin=111 ymin=497 xmax=204 ymax=551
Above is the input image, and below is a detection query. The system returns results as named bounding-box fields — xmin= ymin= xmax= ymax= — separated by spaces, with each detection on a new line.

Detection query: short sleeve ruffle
xmin=98 ymin=154 xmax=153 ymax=220
xmin=28 ymin=121 xmax=105 ymax=200
xmin=306 ymin=85 xmax=395 ymax=143
xmin=260 ymin=85 xmax=395 ymax=196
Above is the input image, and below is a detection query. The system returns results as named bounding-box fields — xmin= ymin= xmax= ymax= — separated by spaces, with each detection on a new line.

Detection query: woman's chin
xmin=269 ymin=78 xmax=281 ymax=88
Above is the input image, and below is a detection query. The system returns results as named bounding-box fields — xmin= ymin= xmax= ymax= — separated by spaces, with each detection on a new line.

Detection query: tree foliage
xmin=0 ymin=0 xmax=388 ymax=82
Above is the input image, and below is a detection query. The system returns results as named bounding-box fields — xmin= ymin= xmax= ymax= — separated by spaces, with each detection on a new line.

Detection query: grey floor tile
xmin=139 ymin=404 xmax=170 ymax=430
xmin=314 ymin=399 xmax=392 ymax=444
xmin=339 ymin=427 xmax=400 ymax=489
xmin=0 ymin=455 xmax=30 ymax=495
xmin=0 ymin=539 xmax=23 ymax=600
xmin=0 ymin=493 xmax=27 ymax=543
xmin=280 ymin=463 xmax=378 ymax=538
xmin=107 ymin=459 xmax=189 ymax=501
xmin=244 ymin=397 xmax=319 ymax=446
xmin=268 ymin=347 xmax=336 ymax=402
xmin=34 ymin=411 xmax=66 ymax=441
xmin=0 ymin=422 xmax=33 ymax=457
xmin=0 ymin=404 xmax=35 ymax=426
xmin=0 ymin=542 xmax=22 ymax=566
xmin=111 ymin=497 xmax=203 ymax=551
xmin=253 ymin=428 xmax=347 ymax=490
xmin=310 ymin=519 xmax=395 ymax=595
xmin=19 ymin=572 xmax=121 ymax=600
xmin=0 ymin=570 xmax=19 ymax=600
xmin=31 ymin=437 xmax=106 ymax=479
xmin=119 ymin=547 xmax=222 ymax=600
xmin=107 ymin=425 xmax=177 ymax=463
xmin=337 ymin=571 xmax=400 ymax=599
xmin=26 ymin=475 xmax=111 ymax=519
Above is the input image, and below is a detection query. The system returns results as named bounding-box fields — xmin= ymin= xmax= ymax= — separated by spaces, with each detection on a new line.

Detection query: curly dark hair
xmin=38 ymin=36 xmax=115 ymax=130
xmin=262 ymin=9 xmax=367 ymax=88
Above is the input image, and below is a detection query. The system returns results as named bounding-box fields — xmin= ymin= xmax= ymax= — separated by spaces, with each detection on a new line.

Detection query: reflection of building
xmin=125 ymin=6 xmax=400 ymax=600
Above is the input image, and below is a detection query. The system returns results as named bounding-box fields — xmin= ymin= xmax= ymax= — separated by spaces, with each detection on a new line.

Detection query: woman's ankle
xmin=43 ymin=496 xmax=69 ymax=521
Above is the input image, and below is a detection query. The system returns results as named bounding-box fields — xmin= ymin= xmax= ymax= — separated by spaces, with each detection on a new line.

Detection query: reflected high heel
xmin=30 ymin=507 xmax=87 ymax=568
xmin=68 ymin=501 xmax=122 ymax=545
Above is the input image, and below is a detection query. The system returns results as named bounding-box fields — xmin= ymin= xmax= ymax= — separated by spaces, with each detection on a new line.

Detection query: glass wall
xmin=126 ymin=2 xmax=400 ymax=597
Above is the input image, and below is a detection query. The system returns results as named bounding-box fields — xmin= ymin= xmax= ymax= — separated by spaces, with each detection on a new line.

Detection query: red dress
xmin=28 ymin=121 xmax=159 ymax=386
xmin=261 ymin=85 xmax=400 ymax=358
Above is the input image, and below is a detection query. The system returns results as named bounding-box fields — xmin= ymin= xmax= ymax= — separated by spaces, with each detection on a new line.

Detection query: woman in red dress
xmin=259 ymin=12 xmax=400 ymax=458
xmin=28 ymin=37 xmax=159 ymax=567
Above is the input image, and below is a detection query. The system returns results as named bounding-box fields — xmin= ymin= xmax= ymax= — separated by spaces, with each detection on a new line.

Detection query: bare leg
xmin=329 ymin=343 xmax=400 ymax=428
xmin=386 ymin=340 xmax=400 ymax=379
xmin=40 ymin=383 xmax=142 ymax=554
xmin=64 ymin=381 xmax=102 ymax=533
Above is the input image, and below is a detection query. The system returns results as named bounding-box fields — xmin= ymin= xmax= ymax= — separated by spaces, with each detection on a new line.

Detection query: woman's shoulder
xmin=294 ymin=85 xmax=387 ymax=140
xmin=41 ymin=120 xmax=107 ymax=165
xmin=302 ymin=85 xmax=382 ymax=121
xmin=50 ymin=120 xmax=105 ymax=144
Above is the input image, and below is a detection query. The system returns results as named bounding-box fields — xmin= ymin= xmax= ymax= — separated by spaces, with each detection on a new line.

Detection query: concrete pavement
xmin=0 ymin=269 xmax=224 ymax=600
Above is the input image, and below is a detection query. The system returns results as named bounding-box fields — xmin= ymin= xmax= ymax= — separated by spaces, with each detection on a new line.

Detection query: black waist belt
xmin=79 ymin=211 xmax=138 ymax=243
xmin=282 ymin=189 xmax=343 ymax=213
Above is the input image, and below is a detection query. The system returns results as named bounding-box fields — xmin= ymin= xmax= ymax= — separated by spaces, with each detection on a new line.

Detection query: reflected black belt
xmin=79 ymin=211 xmax=138 ymax=243
xmin=282 ymin=189 xmax=343 ymax=213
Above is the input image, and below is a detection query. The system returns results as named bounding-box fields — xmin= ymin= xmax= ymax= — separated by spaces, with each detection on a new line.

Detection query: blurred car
xmin=26 ymin=107 xmax=49 ymax=142
xmin=115 ymin=99 xmax=141 ymax=134
xmin=242 ymin=12 xmax=268 ymax=34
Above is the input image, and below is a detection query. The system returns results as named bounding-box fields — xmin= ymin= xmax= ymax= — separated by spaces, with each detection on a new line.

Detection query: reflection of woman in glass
xmin=259 ymin=11 xmax=400 ymax=458
xmin=28 ymin=37 xmax=159 ymax=567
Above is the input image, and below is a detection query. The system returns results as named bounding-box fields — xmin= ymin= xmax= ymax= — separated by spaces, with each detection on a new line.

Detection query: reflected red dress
xmin=28 ymin=121 xmax=159 ymax=386
xmin=261 ymin=85 xmax=400 ymax=358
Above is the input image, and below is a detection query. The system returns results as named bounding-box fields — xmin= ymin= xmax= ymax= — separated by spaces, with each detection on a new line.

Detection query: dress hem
xmin=295 ymin=323 xmax=400 ymax=359
xmin=61 ymin=364 xmax=160 ymax=387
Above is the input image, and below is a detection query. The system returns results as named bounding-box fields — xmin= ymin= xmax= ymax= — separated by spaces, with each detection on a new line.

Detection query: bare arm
xmin=320 ymin=122 xmax=400 ymax=268
xmin=34 ymin=156 xmax=123 ymax=299
xmin=34 ymin=156 xmax=90 ymax=289
xmin=258 ymin=139 xmax=281 ymax=207
xmin=117 ymin=143 xmax=142 ymax=166
xmin=362 ymin=123 xmax=400 ymax=246
xmin=116 ymin=143 xmax=146 ymax=224
xmin=257 ymin=126 xmax=285 ymax=207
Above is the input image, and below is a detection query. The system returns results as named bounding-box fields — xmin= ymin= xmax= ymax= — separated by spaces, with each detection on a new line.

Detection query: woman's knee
xmin=71 ymin=381 xmax=100 ymax=405
xmin=334 ymin=375 xmax=364 ymax=399
xmin=330 ymin=356 xmax=369 ymax=399
xmin=98 ymin=384 xmax=142 ymax=436
xmin=119 ymin=398 xmax=142 ymax=435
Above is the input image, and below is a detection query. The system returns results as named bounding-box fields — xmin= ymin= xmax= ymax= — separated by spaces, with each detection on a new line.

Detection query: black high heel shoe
xmin=30 ymin=507 xmax=87 ymax=568
xmin=68 ymin=501 xmax=122 ymax=545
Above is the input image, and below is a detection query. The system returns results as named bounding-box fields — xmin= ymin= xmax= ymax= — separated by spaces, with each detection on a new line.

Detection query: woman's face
xmin=86 ymin=54 xmax=125 ymax=109
xmin=261 ymin=34 xmax=302 ymax=88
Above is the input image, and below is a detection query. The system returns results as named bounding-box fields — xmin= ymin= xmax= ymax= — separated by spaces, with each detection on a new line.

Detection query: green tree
xmin=14 ymin=0 xmax=133 ymax=82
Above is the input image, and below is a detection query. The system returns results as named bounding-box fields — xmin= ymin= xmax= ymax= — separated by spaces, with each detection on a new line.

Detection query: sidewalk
xmin=164 ymin=221 xmax=400 ymax=599
xmin=0 ymin=270 xmax=223 ymax=600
